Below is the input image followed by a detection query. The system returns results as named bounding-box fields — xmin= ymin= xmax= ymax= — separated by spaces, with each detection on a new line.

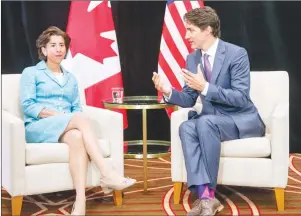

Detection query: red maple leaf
xmin=67 ymin=1 xmax=117 ymax=64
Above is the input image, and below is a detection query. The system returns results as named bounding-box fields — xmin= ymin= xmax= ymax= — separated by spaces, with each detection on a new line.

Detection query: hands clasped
xmin=38 ymin=108 xmax=65 ymax=118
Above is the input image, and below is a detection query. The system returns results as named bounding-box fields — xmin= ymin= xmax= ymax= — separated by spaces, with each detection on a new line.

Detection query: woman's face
xmin=42 ymin=35 xmax=66 ymax=65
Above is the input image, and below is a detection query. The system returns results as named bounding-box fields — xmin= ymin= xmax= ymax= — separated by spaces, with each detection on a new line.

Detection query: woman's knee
xmin=62 ymin=129 xmax=84 ymax=147
xmin=68 ymin=129 xmax=83 ymax=139
xmin=71 ymin=112 xmax=90 ymax=125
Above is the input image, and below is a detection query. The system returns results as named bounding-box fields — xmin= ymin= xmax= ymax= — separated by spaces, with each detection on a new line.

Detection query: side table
xmin=103 ymin=96 xmax=177 ymax=191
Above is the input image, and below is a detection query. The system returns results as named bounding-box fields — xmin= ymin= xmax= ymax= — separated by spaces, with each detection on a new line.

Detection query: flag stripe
xmin=158 ymin=0 xmax=204 ymax=116
xmin=160 ymin=37 xmax=185 ymax=87
xmin=183 ymin=1 xmax=193 ymax=13
xmin=161 ymin=23 xmax=186 ymax=71
xmin=190 ymin=1 xmax=202 ymax=9
xmin=158 ymin=65 xmax=172 ymax=88
xmin=159 ymin=53 xmax=182 ymax=90
xmin=168 ymin=3 xmax=191 ymax=51
xmin=164 ymin=7 xmax=189 ymax=58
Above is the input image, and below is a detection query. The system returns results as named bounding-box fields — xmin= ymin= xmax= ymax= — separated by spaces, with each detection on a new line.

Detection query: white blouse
xmin=54 ymin=73 xmax=64 ymax=85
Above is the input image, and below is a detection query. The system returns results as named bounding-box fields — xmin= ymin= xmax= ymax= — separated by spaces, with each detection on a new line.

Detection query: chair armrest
xmin=82 ymin=105 xmax=124 ymax=176
xmin=193 ymin=102 xmax=203 ymax=114
xmin=2 ymin=110 xmax=26 ymax=196
xmin=170 ymin=108 xmax=192 ymax=182
xmin=270 ymin=103 xmax=289 ymax=187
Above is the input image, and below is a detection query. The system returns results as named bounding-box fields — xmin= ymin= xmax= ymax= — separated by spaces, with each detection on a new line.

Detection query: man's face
xmin=184 ymin=21 xmax=210 ymax=50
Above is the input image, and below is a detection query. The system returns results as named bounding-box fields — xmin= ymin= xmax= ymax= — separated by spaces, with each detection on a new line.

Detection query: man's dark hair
xmin=184 ymin=6 xmax=221 ymax=38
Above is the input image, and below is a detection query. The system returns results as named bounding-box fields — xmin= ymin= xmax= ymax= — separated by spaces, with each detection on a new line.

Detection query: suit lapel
xmin=43 ymin=68 xmax=62 ymax=86
xmin=36 ymin=60 xmax=71 ymax=87
xmin=36 ymin=61 xmax=61 ymax=86
xmin=60 ymin=66 xmax=70 ymax=87
xmin=211 ymin=40 xmax=226 ymax=84
xmin=194 ymin=49 xmax=206 ymax=78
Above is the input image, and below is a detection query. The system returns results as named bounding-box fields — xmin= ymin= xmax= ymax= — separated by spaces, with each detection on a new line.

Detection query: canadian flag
xmin=65 ymin=1 xmax=128 ymax=128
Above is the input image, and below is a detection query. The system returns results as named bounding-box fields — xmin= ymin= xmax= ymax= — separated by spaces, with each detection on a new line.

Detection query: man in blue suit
xmin=152 ymin=6 xmax=265 ymax=216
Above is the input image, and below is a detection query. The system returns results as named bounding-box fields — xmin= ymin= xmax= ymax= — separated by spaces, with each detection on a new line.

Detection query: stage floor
xmin=2 ymin=154 xmax=301 ymax=215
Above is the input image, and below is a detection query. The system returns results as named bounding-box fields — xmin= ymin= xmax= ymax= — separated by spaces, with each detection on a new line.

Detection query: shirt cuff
xmin=163 ymin=88 xmax=172 ymax=102
xmin=201 ymin=82 xmax=209 ymax=96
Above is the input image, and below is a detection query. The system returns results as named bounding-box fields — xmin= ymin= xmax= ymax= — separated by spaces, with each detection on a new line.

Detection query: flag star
xmin=87 ymin=1 xmax=103 ymax=12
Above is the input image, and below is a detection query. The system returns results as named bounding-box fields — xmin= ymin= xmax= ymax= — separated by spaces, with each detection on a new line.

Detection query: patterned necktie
xmin=203 ymin=54 xmax=212 ymax=82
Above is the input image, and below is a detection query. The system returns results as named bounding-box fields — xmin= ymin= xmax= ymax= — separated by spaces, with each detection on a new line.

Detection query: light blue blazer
xmin=20 ymin=60 xmax=82 ymax=143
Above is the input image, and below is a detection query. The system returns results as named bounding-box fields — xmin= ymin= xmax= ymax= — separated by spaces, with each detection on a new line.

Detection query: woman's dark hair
xmin=36 ymin=26 xmax=71 ymax=60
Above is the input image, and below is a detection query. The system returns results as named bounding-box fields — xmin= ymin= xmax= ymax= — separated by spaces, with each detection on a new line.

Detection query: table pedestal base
xmin=124 ymin=140 xmax=171 ymax=159
xmin=124 ymin=140 xmax=170 ymax=192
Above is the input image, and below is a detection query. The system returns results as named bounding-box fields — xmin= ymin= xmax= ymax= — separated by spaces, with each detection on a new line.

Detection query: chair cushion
xmin=26 ymin=139 xmax=110 ymax=165
xmin=220 ymin=134 xmax=271 ymax=158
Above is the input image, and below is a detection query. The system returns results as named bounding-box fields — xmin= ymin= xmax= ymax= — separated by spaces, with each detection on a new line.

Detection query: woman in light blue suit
xmin=20 ymin=26 xmax=136 ymax=215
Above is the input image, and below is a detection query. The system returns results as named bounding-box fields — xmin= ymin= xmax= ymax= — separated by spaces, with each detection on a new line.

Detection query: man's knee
xmin=196 ymin=115 xmax=217 ymax=131
xmin=179 ymin=120 xmax=195 ymax=137
xmin=195 ymin=116 xmax=222 ymax=142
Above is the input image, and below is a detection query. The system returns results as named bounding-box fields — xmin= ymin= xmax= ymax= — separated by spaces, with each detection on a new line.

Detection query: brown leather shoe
xmin=199 ymin=198 xmax=224 ymax=216
xmin=187 ymin=199 xmax=202 ymax=216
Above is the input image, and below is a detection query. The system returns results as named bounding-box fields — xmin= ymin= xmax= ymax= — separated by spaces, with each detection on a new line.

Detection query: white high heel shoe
xmin=71 ymin=203 xmax=76 ymax=215
xmin=71 ymin=201 xmax=86 ymax=215
xmin=100 ymin=177 xmax=136 ymax=193
xmin=102 ymin=186 xmax=114 ymax=194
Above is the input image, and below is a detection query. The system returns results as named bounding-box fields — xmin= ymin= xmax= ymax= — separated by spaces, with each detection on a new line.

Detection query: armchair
xmin=171 ymin=71 xmax=289 ymax=211
xmin=2 ymin=74 xmax=125 ymax=215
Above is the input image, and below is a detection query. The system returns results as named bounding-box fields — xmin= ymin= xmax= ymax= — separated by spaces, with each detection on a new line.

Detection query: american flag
xmin=158 ymin=0 xmax=204 ymax=115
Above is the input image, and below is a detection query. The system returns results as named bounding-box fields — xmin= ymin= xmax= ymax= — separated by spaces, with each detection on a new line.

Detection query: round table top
xmin=103 ymin=96 xmax=177 ymax=110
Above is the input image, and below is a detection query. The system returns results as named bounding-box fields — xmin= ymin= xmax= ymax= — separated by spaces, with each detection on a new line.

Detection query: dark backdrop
xmin=2 ymin=1 xmax=300 ymax=153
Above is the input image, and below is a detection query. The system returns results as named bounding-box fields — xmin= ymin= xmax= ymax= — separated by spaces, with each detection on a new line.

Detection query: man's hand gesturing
xmin=152 ymin=72 xmax=171 ymax=97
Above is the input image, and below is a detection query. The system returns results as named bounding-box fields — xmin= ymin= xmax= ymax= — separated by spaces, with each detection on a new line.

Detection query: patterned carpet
xmin=2 ymin=154 xmax=301 ymax=215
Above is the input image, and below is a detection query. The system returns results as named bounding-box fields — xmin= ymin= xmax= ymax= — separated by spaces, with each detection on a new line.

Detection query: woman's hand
xmin=38 ymin=108 xmax=64 ymax=118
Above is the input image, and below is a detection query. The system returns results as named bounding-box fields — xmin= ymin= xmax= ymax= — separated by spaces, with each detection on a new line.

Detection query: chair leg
xmin=113 ymin=190 xmax=122 ymax=206
xmin=12 ymin=196 xmax=23 ymax=215
xmin=274 ymin=188 xmax=284 ymax=211
xmin=173 ymin=182 xmax=183 ymax=204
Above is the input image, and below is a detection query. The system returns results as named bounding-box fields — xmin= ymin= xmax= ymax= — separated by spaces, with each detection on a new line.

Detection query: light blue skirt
xmin=25 ymin=113 xmax=75 ymax=143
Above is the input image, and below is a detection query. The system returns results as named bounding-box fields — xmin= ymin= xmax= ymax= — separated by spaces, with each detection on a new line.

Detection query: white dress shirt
xmin=164 ymin=38 xmax=219 ymax=100
xmin=201 ymin=38 xmax=219 ymax=95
